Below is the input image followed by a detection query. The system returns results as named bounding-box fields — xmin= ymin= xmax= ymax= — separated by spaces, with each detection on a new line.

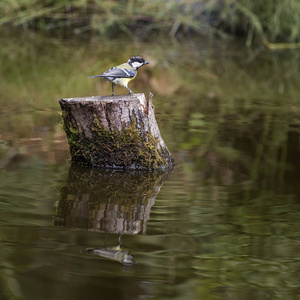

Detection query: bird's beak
xmin=144 ymin=61 xmax=149 ymax=64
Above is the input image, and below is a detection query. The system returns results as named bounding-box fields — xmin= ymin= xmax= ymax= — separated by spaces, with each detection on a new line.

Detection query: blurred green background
xmin=1 ymin=1 xmax=300 ymax=300
xmin=2 ymin=0 xmax=300 ymax=45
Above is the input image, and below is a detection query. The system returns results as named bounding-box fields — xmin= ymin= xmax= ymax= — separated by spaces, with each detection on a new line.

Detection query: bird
xmin=89 ymin=56 xmax=149 ymax=96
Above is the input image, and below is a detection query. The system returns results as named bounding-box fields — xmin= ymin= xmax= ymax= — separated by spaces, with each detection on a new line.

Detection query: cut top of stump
xmin=59 ymin=93 xmax=174 ymax=170
xmin=61 ymin=93 xmax=146 ymax=104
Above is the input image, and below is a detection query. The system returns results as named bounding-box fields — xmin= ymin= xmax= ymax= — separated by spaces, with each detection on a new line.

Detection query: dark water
xmin=1 ymin=32 xmax=300 ymax=299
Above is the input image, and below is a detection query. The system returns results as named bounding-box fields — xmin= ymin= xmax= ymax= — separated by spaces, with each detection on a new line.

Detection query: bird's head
xmin=128 ymin=56 xmax=149 ymax=70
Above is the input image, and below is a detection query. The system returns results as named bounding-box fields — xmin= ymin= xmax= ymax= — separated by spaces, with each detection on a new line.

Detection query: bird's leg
xmin=111 ymin=84 xmax=115 ymax=96
xmin=125 ymin=87 xmax=134 ymax=94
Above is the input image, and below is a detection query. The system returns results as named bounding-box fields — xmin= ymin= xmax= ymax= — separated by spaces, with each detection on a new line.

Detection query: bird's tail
xmin=88 ymin=75 xmax=105 ymax=78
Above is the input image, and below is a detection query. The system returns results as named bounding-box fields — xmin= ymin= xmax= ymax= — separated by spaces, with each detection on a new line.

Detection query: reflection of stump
xmin=59 ymin=93 xmax=173 ymax=170
xmin=54 ymin=164 xmax=169 ymax=234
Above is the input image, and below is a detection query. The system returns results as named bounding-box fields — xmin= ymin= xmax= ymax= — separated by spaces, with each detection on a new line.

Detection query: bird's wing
xmin=100 ymin=67 xmax=136 ymax=78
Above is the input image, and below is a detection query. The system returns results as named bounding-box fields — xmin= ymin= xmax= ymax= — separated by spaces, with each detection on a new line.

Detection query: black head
xmin=128 ymin=56 xmax=149 ymax=70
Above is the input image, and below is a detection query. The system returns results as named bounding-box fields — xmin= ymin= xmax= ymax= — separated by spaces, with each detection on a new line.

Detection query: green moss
xmin=90 ymin=116 xmax=167 ymax=170
xmin=61 ymin=111 xmax=171 ymax=170
xmin=61 ymin=111 xmax=82 ymax=159
xmin=59 ymin=112 xmax=64 ymax=132
xmin=69 ymin=126 xmax=78 ymax=134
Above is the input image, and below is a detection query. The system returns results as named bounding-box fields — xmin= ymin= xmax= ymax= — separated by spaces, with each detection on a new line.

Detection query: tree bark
xmin=59 ymin=93 xmax=173 ymax=170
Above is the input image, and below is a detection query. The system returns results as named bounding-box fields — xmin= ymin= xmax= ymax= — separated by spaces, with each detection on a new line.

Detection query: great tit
xmin=89 ymin=56 xmax=149 ymax=96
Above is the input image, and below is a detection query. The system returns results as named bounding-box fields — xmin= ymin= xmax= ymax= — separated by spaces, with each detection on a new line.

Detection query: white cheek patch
xmin=131 ymin=61 xmax=143 ymax=69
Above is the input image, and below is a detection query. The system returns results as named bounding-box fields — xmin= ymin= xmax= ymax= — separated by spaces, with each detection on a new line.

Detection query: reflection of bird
xmin=86 ymin=235 xmax=134 ymax=265
xmin=89 ymin=56 xmax=149 ymax=96
xmin=90 ymin=246 xmax=134 ymax=265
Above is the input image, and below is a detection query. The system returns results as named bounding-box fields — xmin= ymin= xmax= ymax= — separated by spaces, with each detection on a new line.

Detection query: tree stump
xmin=59 ymin=93 xmax=173 ymax=170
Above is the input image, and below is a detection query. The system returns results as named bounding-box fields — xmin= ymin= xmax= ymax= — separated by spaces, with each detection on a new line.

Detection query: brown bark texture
xmin=59 ymin=93 xmax=173 ymax=170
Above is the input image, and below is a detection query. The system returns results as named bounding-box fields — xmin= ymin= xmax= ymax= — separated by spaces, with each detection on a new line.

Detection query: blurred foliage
xmin=1 ymin=0 xmax=300 ymax=47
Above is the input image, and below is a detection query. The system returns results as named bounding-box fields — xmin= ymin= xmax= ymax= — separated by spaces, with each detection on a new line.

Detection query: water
xmin=1 ymin=32 xmax=300 ymax=299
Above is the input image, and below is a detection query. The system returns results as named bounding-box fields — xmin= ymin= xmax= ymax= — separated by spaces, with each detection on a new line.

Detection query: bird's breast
xmin=112 ymin=77 xmax=135 ymax=87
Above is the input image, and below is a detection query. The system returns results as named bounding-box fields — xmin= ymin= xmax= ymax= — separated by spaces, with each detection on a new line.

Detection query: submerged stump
xmin=59 ymin=93 xmax=173 ymax=170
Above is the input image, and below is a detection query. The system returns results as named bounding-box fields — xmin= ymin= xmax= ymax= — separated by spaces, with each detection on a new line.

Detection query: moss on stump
xmin=59 ymin=93 xmax=173 ymax=170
